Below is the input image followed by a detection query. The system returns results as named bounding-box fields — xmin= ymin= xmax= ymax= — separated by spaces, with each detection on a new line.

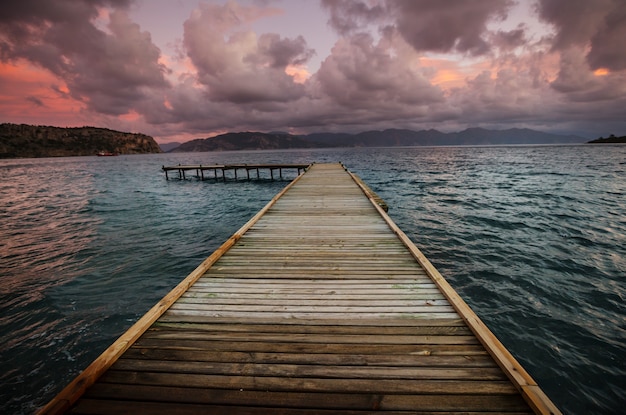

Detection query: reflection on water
xmin=0 ymin=146 xmax=625 ymax=414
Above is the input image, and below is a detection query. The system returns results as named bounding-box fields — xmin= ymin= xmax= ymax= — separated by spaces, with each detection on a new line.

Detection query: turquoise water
xmin=1 ymin=145 xmax=625 ymax=414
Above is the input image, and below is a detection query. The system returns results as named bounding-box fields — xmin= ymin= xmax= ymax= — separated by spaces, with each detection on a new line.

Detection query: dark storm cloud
xmin=587 ymin=3 xmax=626 ymax=71
xmin=256 ymin=34 xmax=316 ymax=68
xmin=322 ymin=0 xmax=515 ymax=56
xmin=536 ymin=0 xmax=626 ymax=70
xmin=534 ymin=0 xmax=626 ymax=107
xmin=0 ymin=0 xmax=131 ymax=24
xmin=391 ymin=0 xmax=514 ymax=55
xmin=320 ymin=0 xmax=387 ymax=36
xmin=0 ymin=0 xmax=169 ymax=115
xmin=315 ymin=33 xmax=444 ymax=108
xmin=25 ymin=96 xmax=45 ymax=107
xmin=535 ymin=0 xmax=612 ymax=49
xmin=182 ymin=2 xmax=311 ymax=104
xmin=490 ymin=26 xmax=527 ymax=51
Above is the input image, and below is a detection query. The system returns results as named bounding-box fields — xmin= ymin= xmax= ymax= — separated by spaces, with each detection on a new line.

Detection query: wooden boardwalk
xmin=162 ymin=163 xmax=310 ymax=181
xmin=40 ymin=163 xmax=560 ymax=414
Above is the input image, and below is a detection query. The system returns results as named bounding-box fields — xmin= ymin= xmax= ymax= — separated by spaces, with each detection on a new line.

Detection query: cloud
xmin=182 ymin=1 xmax=313 ymax=104
xmin=314 ymin=32 xmax=444 ymax=109
xmin=535 ymin=0 xmax=613 ymax=49
xmin=536 ymin=0 xmax=626 ymax=71
xmin=321 ymin=0 xmax=516 ymax=56
xmin=390 ymin=0 xmax=514 ymax=56
xmin=490 ymin=25 xmax=528 ymax=51
xmin=0 ymin=0 xmax=169 ymax=115
xmin=25 ymin=96 xmax=45 ymax=107
xmin=0 ymin=0 xmax=625 ymax=140
xmin=551 ymin=48 xmax=626 ymax=101
xmin=587 ymin=3 xmax=626 ymax=71
xmin=320 ymin=0 xmax=388 ymax=36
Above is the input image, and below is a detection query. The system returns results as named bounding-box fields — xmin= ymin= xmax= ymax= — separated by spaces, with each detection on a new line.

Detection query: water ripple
xmin=1 ymin=146 xmax=625 ymax=414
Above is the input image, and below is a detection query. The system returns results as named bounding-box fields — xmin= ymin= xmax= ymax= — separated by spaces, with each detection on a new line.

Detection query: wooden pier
xmin=162 ymin=163 xmax=310 ymax=181
xmin=40 ymin=163 xmax=560 ymax=415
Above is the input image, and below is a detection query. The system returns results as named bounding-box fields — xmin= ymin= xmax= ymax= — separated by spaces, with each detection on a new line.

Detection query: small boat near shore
xmin=96 ymin=151 xmax=118 ymax=156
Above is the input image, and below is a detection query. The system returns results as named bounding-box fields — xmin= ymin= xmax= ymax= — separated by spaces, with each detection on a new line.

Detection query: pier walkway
xmin=40 ymin=163 xmax=560 ymax=414
xmin=162 ymin=163 xmax=310 ymax=181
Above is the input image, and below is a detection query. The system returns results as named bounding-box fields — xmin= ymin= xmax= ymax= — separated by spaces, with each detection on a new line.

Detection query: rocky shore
xmin=0 ymin=123 xmax=162 ymax=158
xmin=588 ymin=134 xmax=626 ymax=143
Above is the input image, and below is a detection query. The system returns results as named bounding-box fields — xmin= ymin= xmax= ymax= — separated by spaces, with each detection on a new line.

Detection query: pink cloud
xmin=182 ymin=2 xmax=313 ymax=104
xmin=315 ymin=33 xmax=444 ymax=109
xmin=0 ymin=61 xmax=87 ymax=126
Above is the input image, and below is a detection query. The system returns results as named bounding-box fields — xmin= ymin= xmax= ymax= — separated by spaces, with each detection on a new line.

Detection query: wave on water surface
xmin=0 ymin=145 xmax=625 ymax=414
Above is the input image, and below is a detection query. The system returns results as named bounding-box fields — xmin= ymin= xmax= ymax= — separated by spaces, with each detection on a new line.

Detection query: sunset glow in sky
xmin=1 ymin=0 xmax=625 ymax=143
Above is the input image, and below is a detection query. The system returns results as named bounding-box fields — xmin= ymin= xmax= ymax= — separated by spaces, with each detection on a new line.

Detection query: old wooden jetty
xmin=162 ymin=163 xmax=310 ymax=181
xmin=40 ymin=163 xmax=561 ymax=415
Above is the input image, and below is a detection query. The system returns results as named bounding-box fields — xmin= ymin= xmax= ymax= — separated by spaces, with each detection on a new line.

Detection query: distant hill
xmin=159 ymin=141 xmax=182 ymax=152
xmin=0 ymin=123 xmax=162 ymax=158
xmin=588 ymin=134 xmax=626 ymax=143
xmin=167 ymin=128 xmax=585 ymax=152
xmin=170 ymin=131 xmax=328 ymax=152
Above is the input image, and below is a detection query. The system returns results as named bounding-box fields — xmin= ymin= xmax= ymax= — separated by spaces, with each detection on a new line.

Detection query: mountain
xmin=167 ymin=128 xmax=585 ymax=153
xmin=159 ymin=141 xmax=182 ymax=152
xmin=313 ymin=128 xmax=584 ymax=147
xmin=0 ymin=123 xmax=162 ymax=158
xmin=353 ymin=129 xmax=448 ymax=146
xmin=169 ymin=131 xmax=328 ymax=152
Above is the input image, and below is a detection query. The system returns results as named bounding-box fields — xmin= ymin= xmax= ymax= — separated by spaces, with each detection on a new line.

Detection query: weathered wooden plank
xmin=188 ymin=282 xmax=436 ymax=292
xmin=72 ymin=396 xmax=533 ymax=415
xmin=163 ymin=310 xmax=463 ymax=320
xmin=139 ymin=330 xmax=480 ymax=345
xmin=168 ymin=302 xmax=456 ymax=313
xmin=179 ymin=291 xmax=447 ymax=300
xmin=121 ymin=348 xmax=493 ymax=367
xmin=155 ymin=315 xmax=467 ymax=327
xmin=175 ymin=297 xmax=449 ymax=307
xmin=109 ymin=359 xmax=508 ymax=381
xmin=152 ymin=318 xmax=465 ymax=331
xmin=98 ymin=371 xmax=520 ymax=395
xmin=132 ymin=338 xmax=489 ymax=356
xmin=184 ymin=290 xmax=441 ymax=298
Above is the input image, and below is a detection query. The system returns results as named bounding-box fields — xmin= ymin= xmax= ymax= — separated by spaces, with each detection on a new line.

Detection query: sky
xmin=1 ymin=0 xmax=625 ymax=143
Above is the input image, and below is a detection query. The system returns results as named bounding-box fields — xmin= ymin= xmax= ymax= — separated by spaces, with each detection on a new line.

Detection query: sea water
xmin=0 ymin=145 xmax=624 ymax=414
